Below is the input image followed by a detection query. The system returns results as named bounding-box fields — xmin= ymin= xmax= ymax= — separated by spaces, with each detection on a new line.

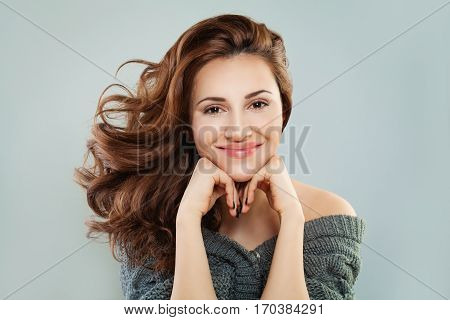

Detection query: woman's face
xmin=190 ymin=53 xmax=284 ymax=182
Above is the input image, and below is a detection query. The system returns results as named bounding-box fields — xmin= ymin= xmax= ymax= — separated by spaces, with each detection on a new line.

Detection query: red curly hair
xmin=73 ymin=13 xmax=293 ymax=276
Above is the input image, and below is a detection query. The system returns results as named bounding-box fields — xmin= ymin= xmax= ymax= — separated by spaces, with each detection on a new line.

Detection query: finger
xmin=211 ymin=186 xmax=226 ymax=204
xmin=214 ymin=169 xmax=234 ymax=210
xmin=208 ymin=186 xmax=225 ymax=214
xmin=242 ymin=181 xmax=250 ymax=214
xmin=247 ymin=169 xmax=268 ymax=205
xmin=257 ymin=177 xmax=271 ymax=194
xmin=236 ymin=182 xmax=246 ymax=201
xmin=234 ymin=182 xmax=240 ymax=217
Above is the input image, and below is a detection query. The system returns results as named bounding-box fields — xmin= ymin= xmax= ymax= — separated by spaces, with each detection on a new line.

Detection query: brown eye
xmin=204 ymin=106 xmax=223 ymax=116
xmin=250 ymin=100 xmax=269 ymax=111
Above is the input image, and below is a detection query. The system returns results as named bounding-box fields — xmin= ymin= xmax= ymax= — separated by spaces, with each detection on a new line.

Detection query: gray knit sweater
xmin=120 ymin=214 xmax=366 ymax=300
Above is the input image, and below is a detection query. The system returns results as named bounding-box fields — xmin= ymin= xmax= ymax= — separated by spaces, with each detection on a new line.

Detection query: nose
xmin=224 ymin=128 xmax=252 ymax=141
xmin=223 ymin=118 xmax=253 ymax=141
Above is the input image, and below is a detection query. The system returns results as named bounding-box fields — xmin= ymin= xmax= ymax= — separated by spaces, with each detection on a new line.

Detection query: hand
xmin=178 ymin=157 xmax=240 ymax=221
xmin=241 ymin=155 xmax=305 ymax=221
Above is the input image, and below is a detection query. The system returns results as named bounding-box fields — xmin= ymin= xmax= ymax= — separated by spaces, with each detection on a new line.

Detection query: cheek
xmin=262 ymin=105 xmax=283 ymax=127
xmin=258 ymin=123 xmax=282 ymax=159
xmin=258 ymin=110 xmax=283 ymax=140
xmin=192 ymin=125 xmax=219 ymax=156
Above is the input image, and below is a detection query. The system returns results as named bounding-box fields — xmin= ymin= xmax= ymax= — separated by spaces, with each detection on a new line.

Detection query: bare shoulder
xmin=290 ymin=178 xmax=357 ymax=222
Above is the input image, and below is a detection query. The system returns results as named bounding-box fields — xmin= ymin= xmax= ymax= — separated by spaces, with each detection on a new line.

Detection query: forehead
xmin=192 ymin=54 xmax=278 ymax=101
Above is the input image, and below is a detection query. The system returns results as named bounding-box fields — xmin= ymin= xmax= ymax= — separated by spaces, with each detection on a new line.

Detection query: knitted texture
xmin=120 ymin=214 xmax=367 ymax=300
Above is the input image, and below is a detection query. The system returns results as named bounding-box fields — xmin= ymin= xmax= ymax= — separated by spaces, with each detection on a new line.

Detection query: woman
xmin=74 ymin=14 xmax=367 ymax=300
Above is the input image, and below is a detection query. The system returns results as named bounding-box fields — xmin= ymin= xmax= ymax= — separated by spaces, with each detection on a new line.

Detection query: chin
xmin=206 ymin=152 xmax=268 ymax=182
xmin=228 ymin=174 xmax=252 ymax=183
xmin=223 ymin=165 xmax=260 ymax=182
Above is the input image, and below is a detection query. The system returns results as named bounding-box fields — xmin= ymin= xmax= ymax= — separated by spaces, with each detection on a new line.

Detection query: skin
xmin=189 ymin=53 xmax=286 ymax=229
xmin=182 ymin=53 xmax=356 ymax=300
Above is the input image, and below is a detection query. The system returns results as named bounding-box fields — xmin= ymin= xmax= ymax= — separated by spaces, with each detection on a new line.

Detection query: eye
xmin=203 ymin=99 xmax=269 ymax=116
xmin=249 ymin=100 xmax=269 ymax=111
xmin=203 ymin=106 xmax=223 ymax=116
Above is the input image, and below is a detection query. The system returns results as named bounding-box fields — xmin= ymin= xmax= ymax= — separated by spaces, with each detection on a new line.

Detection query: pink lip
xmin=216 ymin=142 xmax=262 ymax=150
xmin=216 ymin=144 xmax=262 ymax=159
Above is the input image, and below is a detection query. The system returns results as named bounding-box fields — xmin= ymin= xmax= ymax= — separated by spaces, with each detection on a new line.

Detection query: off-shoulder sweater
xmin=120 ymin=214 xmax=367 ymax=300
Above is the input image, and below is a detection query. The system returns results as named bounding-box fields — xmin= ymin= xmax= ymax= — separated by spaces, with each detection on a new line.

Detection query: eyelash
xmin=203 ymin=100 xmax=269 ymax=116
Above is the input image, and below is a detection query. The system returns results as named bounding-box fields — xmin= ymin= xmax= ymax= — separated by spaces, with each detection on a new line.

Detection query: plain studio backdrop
xmin=1 ymin=0 xmax=449 ymax=300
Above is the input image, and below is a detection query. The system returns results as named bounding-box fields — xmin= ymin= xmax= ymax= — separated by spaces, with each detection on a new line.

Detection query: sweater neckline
xmin=201 ymin=226 xmax=278 ymax=255
xmin=201 ymin=214 xmax=366 ymax=256
xmin=204 ymin=226 xmax=279 ymax=254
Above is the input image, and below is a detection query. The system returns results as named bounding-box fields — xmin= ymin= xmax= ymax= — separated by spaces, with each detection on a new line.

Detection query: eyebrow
xmin=196 ymin=89 xmax=272 ymax=106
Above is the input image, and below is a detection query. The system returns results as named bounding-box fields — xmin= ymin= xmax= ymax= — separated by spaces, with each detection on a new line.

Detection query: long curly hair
xmin=73 ymin=13 xmax=293 ymax=276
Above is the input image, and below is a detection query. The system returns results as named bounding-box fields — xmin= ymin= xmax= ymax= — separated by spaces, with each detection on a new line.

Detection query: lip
xmin=216 ymin=143 xmax=263 ymax=159
xmin=216 ymin=142 xmax=262 ymax=150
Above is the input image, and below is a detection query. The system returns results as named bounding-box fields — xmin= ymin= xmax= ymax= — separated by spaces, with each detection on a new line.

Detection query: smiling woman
xmin=73 ymin=13 xmax=366 ymax=300
xmin=189 ymin=54 xmax=284 ymax=182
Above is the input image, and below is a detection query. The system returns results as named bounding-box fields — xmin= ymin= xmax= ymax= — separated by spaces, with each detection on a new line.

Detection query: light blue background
xmin=1 ymin=0 xmax=449 ymax=299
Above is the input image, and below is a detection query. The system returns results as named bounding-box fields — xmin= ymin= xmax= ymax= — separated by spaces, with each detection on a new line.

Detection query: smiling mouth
xmin=215 ymin=144 xmax=263 ymax=158
xmin=215 ymin=143 xmax=263 ymax=150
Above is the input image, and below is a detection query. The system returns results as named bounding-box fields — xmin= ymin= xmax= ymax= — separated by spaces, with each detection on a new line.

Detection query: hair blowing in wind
xmin=73 ymin=14 xmax=293 ymax=275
